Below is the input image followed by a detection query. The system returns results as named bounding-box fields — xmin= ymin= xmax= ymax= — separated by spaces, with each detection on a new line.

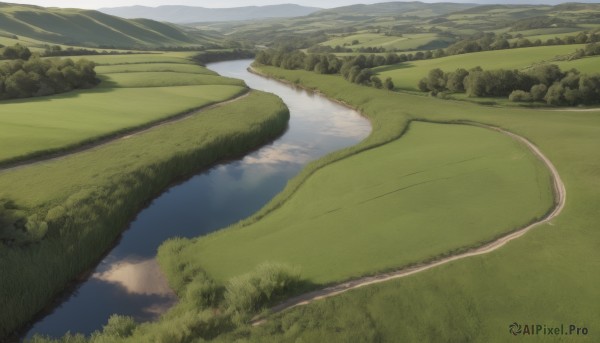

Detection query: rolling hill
xmin=99 ymin=4 xmax=322 ymax=24
xmin=0 ymin=2 xmax=218 ymax=48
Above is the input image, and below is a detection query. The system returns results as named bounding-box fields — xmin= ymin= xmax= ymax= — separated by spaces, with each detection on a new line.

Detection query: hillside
xmin=99 ymin=4 xmax=321 ymax=24
xmin=312 ymin=1 xmax=477 ymax=17
xmin=0 ymin=2 xmax=218 ymax=48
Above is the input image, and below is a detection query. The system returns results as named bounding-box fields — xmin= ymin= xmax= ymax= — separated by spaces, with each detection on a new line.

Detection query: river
xmin=25 ymin=59 xmax=370 ymax=339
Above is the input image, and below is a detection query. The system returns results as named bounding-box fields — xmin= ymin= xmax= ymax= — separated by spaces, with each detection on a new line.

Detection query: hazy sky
xmin=7 ymin=0 xmax=599 ymax=9
xmin=5 ymin=0 xmax=398 ymax=9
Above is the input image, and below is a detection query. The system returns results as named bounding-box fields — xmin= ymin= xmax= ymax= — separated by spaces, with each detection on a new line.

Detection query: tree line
xmin=0 ymin=56 xmax=99 ymax=100
xmin=418 ymin=64 xmax=600 ymax=106
xmin=41 ymin=45 xmax=137 ymax=57
xmin=255 ymin=49 xmax=394 ymax=90
xmin=191 ymin=49 xmax=255 ymax=65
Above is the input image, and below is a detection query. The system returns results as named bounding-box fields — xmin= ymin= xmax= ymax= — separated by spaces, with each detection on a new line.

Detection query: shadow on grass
xmin=373 ymin=62 xmax=415 ymax=74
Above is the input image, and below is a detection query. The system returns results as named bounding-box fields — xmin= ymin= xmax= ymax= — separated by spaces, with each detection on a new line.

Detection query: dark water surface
xmin=26 ymin=60 xmax=370 ymax=339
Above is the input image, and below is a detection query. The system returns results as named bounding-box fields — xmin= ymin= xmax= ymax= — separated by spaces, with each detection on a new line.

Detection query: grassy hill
xmin=100 ymin=4 xmax=321 ymax=24
xmin=196 ymin=2 xmax=600 ymax=52
xmin=0 ymin=2 xmax=219 ymax=48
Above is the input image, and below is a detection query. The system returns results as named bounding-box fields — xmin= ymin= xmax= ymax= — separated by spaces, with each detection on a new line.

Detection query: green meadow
xmin=321 ymin=33 xmax=449 ymax=51
xmin=0 ymin=53 xmax=246 ymax=164
xmin=169 ymin=122 xmax=553 ymax=284
xmin=374 ymin=44 xmax=585 ymax=90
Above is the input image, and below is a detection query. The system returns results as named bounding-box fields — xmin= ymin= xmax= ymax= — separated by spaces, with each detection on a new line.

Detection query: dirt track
xmin=252 ymin=122 xmax=566 ymax=325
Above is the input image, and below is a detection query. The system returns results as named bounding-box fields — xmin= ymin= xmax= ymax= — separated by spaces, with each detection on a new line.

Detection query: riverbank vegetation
xmin=0 ymin=90 xmax=289 ymax=339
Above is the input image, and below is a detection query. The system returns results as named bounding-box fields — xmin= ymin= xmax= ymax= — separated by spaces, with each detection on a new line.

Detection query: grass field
xmin=320 ymin=33 xmax=451 ymax=51
xmin=0 ymin=53 xmax=246 ymax=164
xmin=199 ymin=65 xmax=600 ymax=343
xmin=170 ymin=122 xmax=553 ymax=285
xmin=95 ymin=63 xmax=215 ymax=74
xmin=374 ymin=44 xmax=585 ymax=90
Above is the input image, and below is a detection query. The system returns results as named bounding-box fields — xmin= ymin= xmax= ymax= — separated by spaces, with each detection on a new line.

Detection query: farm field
xmin=0 ymin=53 xmax=246 ymax=164
xmin=374 ymin=44 xmax=585 ymax=90
xmin=320 ymin=33 xmax=451 ymax=51
xmin=168 ymin=122 xmax=554 ymax=285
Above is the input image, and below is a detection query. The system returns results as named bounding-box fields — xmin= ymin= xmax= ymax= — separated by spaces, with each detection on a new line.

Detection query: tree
xmin=530 ymin=84 xmax=548 ymax=101
xmin=445 ymin=68 xmax=469 ymax=93
xmin=545 ymin=83 xmax=566 ymax=106
xmin=426 ymin=68 xmax=446 ymax=92
xmin=384 ymin=77 xmax=394 ymax=90
xmin=371 ymin=76 xmax=383 ymax=89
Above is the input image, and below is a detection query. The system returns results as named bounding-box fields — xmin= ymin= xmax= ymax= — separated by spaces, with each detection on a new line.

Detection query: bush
xmin=530 ymin=84 xmax=548 ymax=101
xmin=509 ymin=90 xmax=533 ymax=102
xmin=224 ymin=262 xmax=300 ymax=324
xmin=101 ymin=315 xmax=137 ymax=338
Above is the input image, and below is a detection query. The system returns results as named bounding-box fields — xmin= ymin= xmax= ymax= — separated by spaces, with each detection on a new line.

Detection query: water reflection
xmin=244 ymin=143 xmax=312 ymax=165
xmin=93 ymin=259 xmax=174 ymax=297
xmin=26 ymin=59 xmax=370 ymax=339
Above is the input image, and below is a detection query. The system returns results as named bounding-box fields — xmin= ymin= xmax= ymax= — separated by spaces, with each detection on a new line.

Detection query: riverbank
xmin=1 ymin=90 xmax=289 ymax=341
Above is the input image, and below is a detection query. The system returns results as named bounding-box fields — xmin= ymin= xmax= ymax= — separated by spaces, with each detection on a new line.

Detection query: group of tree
xmin=255 ymin=49 xmax=394 ymax=90
xmin=191 ymin=49 xmax=255 ymax=65
xmin=0 ymin=44 xmax=32 ymax=61
xmin=446 ymin=31 xmax=600 ymax=56
xmin=0 ymin=57 xmax=99 ymax=100
xmin=418 ymin=64 xmax=600 ymax=106
xmin=42 ymin=45 xmax=136 ymax=57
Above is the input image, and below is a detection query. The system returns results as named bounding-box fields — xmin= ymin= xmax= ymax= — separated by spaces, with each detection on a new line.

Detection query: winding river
xmin=26 ymin=60 xmax=370 ymax=339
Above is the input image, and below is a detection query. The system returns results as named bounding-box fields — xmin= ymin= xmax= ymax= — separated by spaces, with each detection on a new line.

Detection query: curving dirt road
xmin=0 ymin=90 xmax=250 ymax=174
xmin=252 ymin=122 xmax=566 ymax=326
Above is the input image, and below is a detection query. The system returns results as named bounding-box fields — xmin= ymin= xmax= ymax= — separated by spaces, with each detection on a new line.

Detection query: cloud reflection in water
xmin=93 ymin=258 xmax=175 ymax=298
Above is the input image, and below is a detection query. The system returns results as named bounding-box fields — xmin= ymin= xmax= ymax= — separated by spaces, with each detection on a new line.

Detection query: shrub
xmin=530 ymin=84 xmax=548 ymax=101
xmin=225 ymin=262 xmax=300 ymax=324
xmin=509 ymin=90 xmax=533 ymax=102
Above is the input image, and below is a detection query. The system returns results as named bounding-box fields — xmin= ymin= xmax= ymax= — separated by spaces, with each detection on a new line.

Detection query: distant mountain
xmin=0 ymin=2 xmax=218 ymax=48
xmin=99 ymin=4 xmax=322 ymax=24
xmin=462 ymin=0 xmax=599 ymax=4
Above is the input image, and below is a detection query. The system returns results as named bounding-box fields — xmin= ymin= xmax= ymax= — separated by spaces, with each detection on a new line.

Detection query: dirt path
xmin=0 ymin=91 xmax=250 ymax=174
xmin=252 ymin=122 xmax=566 ymax=325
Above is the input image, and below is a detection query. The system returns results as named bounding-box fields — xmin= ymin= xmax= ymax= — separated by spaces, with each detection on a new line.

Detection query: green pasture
xmin=321 ymin=33 xmax=448 ymax=51
xmin=203 ymin=65 xmax=600 ymax=342
xmin=374 ymin=44 xmax=584 ymax=90
xmin=99 ymin=72 xmax=245 ymax=88
xmin=554 ymin=55 xmax=600 ymax=74
xmin=85 ymin=54 xmax=194 ymax=66
xmin=0 ymin=52 xmax=248 ymax=164
xmin=171 ymin=122 xmax=553 ymax=285
xmin=0 ymin=85 xmax=245 ymax=164
xmin=95 ymin=63 xmax=215 ymax=75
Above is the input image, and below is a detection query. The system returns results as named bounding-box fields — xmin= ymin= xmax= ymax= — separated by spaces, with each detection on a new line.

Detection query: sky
xmin=3 ymin=0 xmax=390 ymax=9
xmin=5 ymin=0 xmax=599 ymax=9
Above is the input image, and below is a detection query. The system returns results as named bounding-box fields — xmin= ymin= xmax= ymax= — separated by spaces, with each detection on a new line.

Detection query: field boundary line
xmin=0 ymin=90 xmax=251 ymax=174
xmin=252 ymin=121 xmax=566 ymax=326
